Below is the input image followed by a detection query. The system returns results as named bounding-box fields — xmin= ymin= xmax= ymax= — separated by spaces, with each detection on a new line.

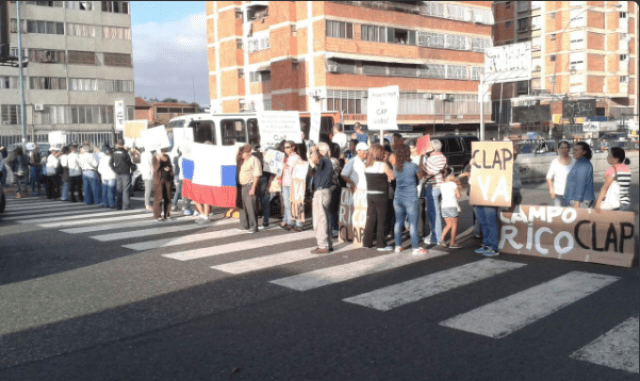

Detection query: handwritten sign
xmin=337 ymin=188 xmax=367 ymax=247
xmin=309 ymin=109 xmax=321 ymax=145
xmin=416 ymin=135 xmax=432 ymax=156
xmin=484 ymin=42 xmax=531 ymax=84
xmin=48 ymin=131 xmax=66 ymax=147
xmin=290 ymin=161 xmax=309 ymax=224
xmin=114 ymin=99 xmax=125 ymax=131
xmin=257 ymin=111 xmax=302 ymax=148
xmin=124 ymin=120 xmax=148 ymax=139
xmin=499 ymin=206 xmax=635 ymax=267
xmin=262 ymin=149 xmax=285 ymax=177
xmin=140 ymin=125 xmax=171 ymax=153
xmin=367 ymin=85 xmax=399 ymax=131
xmin=469 ymin=141 xmax=513 ymax=207
xmin=562 ymin=99 xmax=596 ymax=119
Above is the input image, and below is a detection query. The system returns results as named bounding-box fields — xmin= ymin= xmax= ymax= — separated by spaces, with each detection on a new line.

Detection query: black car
xmin=433 ymin=135 xmax=479 ymax=174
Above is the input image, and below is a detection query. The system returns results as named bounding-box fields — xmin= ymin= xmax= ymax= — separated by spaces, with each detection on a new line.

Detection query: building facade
xmin=206 ymin=1 xmax=494 ymax=135
xmin=0 ymin=1 xmax=135 ymax=145
xmin=492 ymin=1 xmax=638 ymax=138
xmin=134 ymin=97 xmax=199 ymax=126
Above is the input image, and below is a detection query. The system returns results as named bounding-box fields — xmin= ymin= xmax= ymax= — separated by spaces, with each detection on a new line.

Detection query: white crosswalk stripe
xmin=4 ymin=202 xmax=89 ymax=212
xmin=16 ymin=209 xmax=143 ymax=224
xmin=32 ymin=212 xmax=151 ymax=229
xmin=439 ymin=271 xmax=620 ymax=338
xmin=2 ymin=207 xmax=102 ymax=220
xmin=570 ymin=316 xmax=639 ymax=374
xmin=60 ymin=215 xmax=192 ymax=234
xmin=270 ymin=250 xmax=449 ymax=292
xmin=343 ymin=259 xmax=526 ymax=311
xmin=90 ymin=220 xmax=205 ymax=241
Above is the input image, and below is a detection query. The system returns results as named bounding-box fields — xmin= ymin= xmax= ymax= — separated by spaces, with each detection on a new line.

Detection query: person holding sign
xmin=363 ymin=144 xmax=395 ymax=251
xmin=278 ymin=141 xmax=304 ymax=232
xmin=563 ymin=142 xmax=594 ymax=209
xmin=309 ymin=143 xmax=334 ymax=254
xmin=238 ymin=144 xmax=262 ymax=233
xmin=595 ymin=147 xmax=632 ymax=212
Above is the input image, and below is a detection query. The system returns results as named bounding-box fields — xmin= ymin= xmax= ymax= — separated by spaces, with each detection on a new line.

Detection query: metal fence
xmin=0 ymin=131 xmax=118 ymax=150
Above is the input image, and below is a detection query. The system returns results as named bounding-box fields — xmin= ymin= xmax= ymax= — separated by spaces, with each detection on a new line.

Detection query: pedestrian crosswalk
xmin=2 ymin=197 xmax=638 ymax=374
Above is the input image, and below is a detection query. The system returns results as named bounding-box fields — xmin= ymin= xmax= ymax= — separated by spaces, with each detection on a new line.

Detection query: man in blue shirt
xmin=309 ymin=142 xmax=333 ymax=254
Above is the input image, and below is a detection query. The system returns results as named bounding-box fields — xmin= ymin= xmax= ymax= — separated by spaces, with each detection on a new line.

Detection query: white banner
xmin=484 ymin=42 xmax=532 ymax=84
xmin=114 ymin=99 xmax=125 ymax=131
xmin=172 ymin=127 xmax=194 ymax=151
xmin=262 ymin=149 xmax=285 ymax=177
xmin=309 ymin=110 xmax=321 ymax=145
xmin=257 ymin=111 xmax=302 ymax=147
xmin=140 ymin=126 xmax=171 ymax=153
xmin=48 ymin=131 xmax=66 ymax=146
xmin=367 ymin=85 xmax=399 ymax=131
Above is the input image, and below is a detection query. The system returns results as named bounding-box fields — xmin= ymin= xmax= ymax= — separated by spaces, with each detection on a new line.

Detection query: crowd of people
xmin=1 ymin=129 xmax=634 ymax=257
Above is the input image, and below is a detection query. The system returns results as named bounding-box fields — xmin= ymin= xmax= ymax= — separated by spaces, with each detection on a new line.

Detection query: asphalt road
xmin=0 ymin=175 xmax=638 ymax=381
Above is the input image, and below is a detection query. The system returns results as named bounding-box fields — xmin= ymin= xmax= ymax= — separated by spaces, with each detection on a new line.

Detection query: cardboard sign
xmin=291 ymin=178 xmax=306 ymax=224
xmin=48 ymin=131 xmax=66 ymax=146
xmin=367 ymin=85 xmax=399 ymax=131
xmin=172 ymin=127 xmax=194 ymax=151
xmin=257 ymin=111 xmax=302 ymax=148
xmin=499 ymin=206 xmax=635 ymax=267
xmin=309 ymin=110 xmax=321 ymax=145
xmin=337 ymin=188 xmax=367 ymax=247
xmin=469 ymin=141 xmax=513 ymax=207
xmin=124 ymin=120 xmax=148 ymax=139
xmin=114 ymin=99 xmax=125 ymax=131
xmin=416 ymin=135 xmax=432 ymax=156
xmin=140 ymin=126 xmax=171 ymax=153
xmin=262 ymin=149 xmax=285 ymax=177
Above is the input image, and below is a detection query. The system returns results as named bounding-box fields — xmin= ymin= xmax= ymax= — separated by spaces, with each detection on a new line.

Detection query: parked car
xmin=436 ymin=135 xmax=479 ymax=174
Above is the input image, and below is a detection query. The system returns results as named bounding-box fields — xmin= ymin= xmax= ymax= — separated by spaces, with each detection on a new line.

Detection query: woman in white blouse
xmin=546 ymin=141 xmax=575 ymax=207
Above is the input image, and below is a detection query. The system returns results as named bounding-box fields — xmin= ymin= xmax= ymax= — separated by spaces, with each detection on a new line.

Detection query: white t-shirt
xmin=139 ymin=151 xmax=154 ymax=181
xmin=98 ymin=155 xmax=116 ymax=181
xmin=341 ymin=156 xmax=367 ymax=190
xmin=46 ymin=154 xmax=60 ymax=175
xmin=332 ymin=132 xmax=348 ymax=153
xmin=439 ymin=181 xmax=459 ymax=209
xmin=67 ymin=152 xmax=80 ymax=170
xmin=546 ymin=157 xmax=575 ymax=196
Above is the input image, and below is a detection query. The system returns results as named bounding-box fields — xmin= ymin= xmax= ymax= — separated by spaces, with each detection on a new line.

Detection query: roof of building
xmin=151 ymin=102 xmax=199 ymax=108
xmin=135 ymin=97 xmax=150 ymax=108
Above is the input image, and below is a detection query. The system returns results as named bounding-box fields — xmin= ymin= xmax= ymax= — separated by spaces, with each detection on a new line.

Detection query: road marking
xmin=4 ymin=202 xmax=90 ymax=212
xmin=90 ymin=221 xmax=206 ymax=241
xmin=16 ymin=209 xmax=144 ymax=224
xmin=162 ymin=230 xmax=317 ymax=261
xmin=570 ymin=316 xmax=639 ymax=374
xmin=61 ymin=215 xmax=192 ymax=234
xmin=270 ymin=250 xmax=448 ymax=292
xmin=439 ymin=271 xmax=620 ymax=338
xmin=211 ymin=243 xmax=352 ymax=274
xmin=121 ymin=219 xmax=248 ymax=251
xmin=343 ymin=259 xmax=526 ymax=311
xmin=33 ymin=213 xmax=151 ymax=228
xmin=2 ymin=207 xmax=102 ymax=219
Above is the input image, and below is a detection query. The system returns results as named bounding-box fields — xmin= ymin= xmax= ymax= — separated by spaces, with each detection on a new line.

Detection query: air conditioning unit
xmin=474 ymin=13 xmax=484 ymax=24
xmin=34 ymin=104 xmax=44 ymax=111
xmin=327 ymin=64 xmax=338 ymax=73
xmin=422 ymin=93 xmax=434 ymax=99
xmin=438 ymin=94 xmax=452 ymax=101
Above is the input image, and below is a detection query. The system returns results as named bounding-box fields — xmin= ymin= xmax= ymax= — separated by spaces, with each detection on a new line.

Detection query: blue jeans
xmin=552 ymin=195 xmax=570 ymax=207
xmin=425 ymin=184 xmax=443 ymax=244
xmin=172 ymin=179 xmax=182 ymax=208
xmin=568 ymin=200 xmax=593 ymax=209
xmin=476 ymin=206 xmax=498 ymax=251
xmin=61 ymin=180 xmax=71 ymax=201
xmin=30 ymin=166 xmax=42 ymax=194
xmin=473 ymin=206 xmax=481 ymax=236
xmin=259 ymin=176 xmax=276 ymax=226
xmin=282 ymin=185 xmax=302 ymax=227
xmin=101 ymin=179 xmax=115 ymax=207
xmin=83 ymin=172 xmax=101 ymax=205
xmin=394 ymin=197 xmax=419 ymax=249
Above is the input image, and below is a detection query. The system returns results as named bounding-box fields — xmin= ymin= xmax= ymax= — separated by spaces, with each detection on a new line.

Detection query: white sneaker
xmin=193 ymin=211 xmax=199 ymax=216
xmin=377 ymin=246 xmax=393 ymax=252
xmin=394 ymin=246 xmax=403 ymax=253
xmin=412 ymin=248 xmax=428 ymax=255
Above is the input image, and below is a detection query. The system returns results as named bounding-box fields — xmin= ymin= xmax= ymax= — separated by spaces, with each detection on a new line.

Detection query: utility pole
xmin=17 ymin=1 xmax=27 ymax=144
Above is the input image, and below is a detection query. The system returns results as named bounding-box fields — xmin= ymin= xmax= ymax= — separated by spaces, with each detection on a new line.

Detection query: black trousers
xmin=46 ymin=175 xmax=61 ymax=199
xmin=363 ymin=194 xmax=388 ymax=249
xmin=70 ymin=175 xmax=83 ymax=202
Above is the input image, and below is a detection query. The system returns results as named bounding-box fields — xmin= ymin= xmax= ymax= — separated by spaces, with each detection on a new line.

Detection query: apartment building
xmin=134 ymin=97 xmax=199 ymax=126
xmin=206 ymin=1 xmax=494 ymax=135
xmin=492 ymin=1 xmax=638 ymax=137
xmin=0 ymin=1 xmax=135 ymax=145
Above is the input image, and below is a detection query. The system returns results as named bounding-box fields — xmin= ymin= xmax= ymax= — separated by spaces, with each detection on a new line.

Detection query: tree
xmin=161 ymin=98 xmax=178 ymax=103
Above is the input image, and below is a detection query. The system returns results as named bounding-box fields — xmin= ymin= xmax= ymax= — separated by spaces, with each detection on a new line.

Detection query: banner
xmin=416 ymin=135 xmax=432 ymax=156
xmin=337 ymin=188 xmax=367 ymax=247
xmin=290 ymin=162 xmax=309 ymax=224
xmin=124 ymin=120 xmax=148 ymax=139
xmin=140 ymin=126 xmax=171 ymax=153
xmin=182 ymin=142 xmax=222 ymax=205
xmin=484 ymin=42 xmax=532 ymax=84
xmin=499 ymin=206 xmax=635 ymax=267
xmin=469 ymin=141 xmax=513 ymax=207
xmin=114 ymin=99 xmax=125 ymax=131
xmin=367 ymin=85 xmax=399 ymax=131
xmin=309 ymin=110 xmax=321 ymax=145
xmin=48 ymin=131 xmax=66 ymax=147
xmin=262 ymin=149 xmax=285 ymax=177
xmin=257 ymin=111 xmax=302 ymax=148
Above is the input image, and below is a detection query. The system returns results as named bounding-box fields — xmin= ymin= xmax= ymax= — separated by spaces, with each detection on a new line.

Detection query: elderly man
xmin=341 ymin=142 xmax=368 ymax=193
xmin=310 ymin=142 xmax=334 ymax=254
xmin=422 ymin=139 xmax=447 ymax=245
xmin=238 ymin=144 xmax=262 ymax=233
xmin=79 ymin=144 xmax=100 ymax=205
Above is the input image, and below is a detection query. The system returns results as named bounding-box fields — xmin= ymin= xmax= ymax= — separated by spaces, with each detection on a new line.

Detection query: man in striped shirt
xmin=422 ymin=139 xmax=447 ymax=245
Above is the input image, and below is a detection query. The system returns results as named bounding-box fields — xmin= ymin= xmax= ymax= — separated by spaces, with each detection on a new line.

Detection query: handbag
xmin=601 ymin=166 xmax=620 ymax=210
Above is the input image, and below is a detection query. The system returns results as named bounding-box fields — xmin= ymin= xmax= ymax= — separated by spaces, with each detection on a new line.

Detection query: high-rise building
xmin=206 ymin=1 xmax=494 ymax=135
xmin=491 ymin=1 xmax=638 ymax=138
xmin=0 ymin=1 xmax=135 ymax=146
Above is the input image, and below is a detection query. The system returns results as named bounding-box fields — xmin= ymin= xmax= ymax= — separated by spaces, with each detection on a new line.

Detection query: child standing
xmin=439 ymin=167 xmax=461 ymax=249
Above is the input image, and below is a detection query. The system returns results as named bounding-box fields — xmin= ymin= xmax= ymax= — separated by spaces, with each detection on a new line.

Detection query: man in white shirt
xmin=331 ymin=124 xmax=348 ymax=157
xmin=79 ymin=145 xmax=100 ymax=205
xmin=67 ymin=145 xmax=84 ymax=202
xmin=341 ymin=142 xmax=368 ymax=192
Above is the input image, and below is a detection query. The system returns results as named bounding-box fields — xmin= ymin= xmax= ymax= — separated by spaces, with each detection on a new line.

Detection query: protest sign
xmin=367 ymin=85 xmax=399 ymax=131
xmin=263 ymin=149 xmax=285 ymax=177
xmin=337 ymin=188 xmax=367 ymax=247
xmin=48 ymin=131 xmax=66 ymax=147
xmin=114 ymin=99 xmax=125 ymax=131
xmin=172 ymin=127 xmax=194 ymax=151
xmin=257 ymin=111 xmax=302 ymax=148
xmin=416 ymin=135 xmax=432 ymax=156
xmin=469 ymin=141 xmax=513 ymax=207
xmin=124 ymin=120 xmax=148 ymax=139
xmin=309 ymin=110 xmax=321 ymax=144
xmin=140 ymin=126 xmax=171 ymax=153
xmin=290 ymin=161 xmax=309 ymax=224
xmin=499 ymin=206 xmax=635 ymax=267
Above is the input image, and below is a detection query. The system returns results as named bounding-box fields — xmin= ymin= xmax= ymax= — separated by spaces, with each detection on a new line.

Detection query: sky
xmin=130 ymin=1 xmax=208 ymax=106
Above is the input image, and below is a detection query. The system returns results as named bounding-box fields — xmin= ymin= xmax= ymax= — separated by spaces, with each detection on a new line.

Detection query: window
xmin=620 ymin=54 xmax=628 ymax=61
xmin=550 ymin=34 xmax=556 ymax=41
xmin=235 ymin=10 xmax=243 ymax=19
xmin=517 ymin=1 xmax=529 ymax=12
xmin=249 ymin=71 xmax=271 ymax=82
xmin=26 ymin=20 xmax=65 ymax=35
xmin=361 ymin=25 xmax=386 ymax=43
xmin=101 ymin=1 xmax=129 ymax=14
xmin=551 ymin=13 xmax=556 ymax=19
xmin=471 ymin=37 xmax=492 ymax=52
xmin=517 ymin=18 xmax=528 ymax=31
xmin=9 ymin=47 xmax=26 ymax=58
xmin=103 ymin=53 xmax=132 ymax=67
xmin=620 ymin=76 xmax=628 ymax=83
xmin=325 ymin=90 xmax=362 ymax=115
xmin=417 ymin=32 xmax=445 ymax=49
xmin=105 ymin=79 xmax=134 ymax=92
xmin=392 ymin=28 xmax=410 ymax=44
xmin=569 ymin=52 xmax=585 ymax=71
xmin=69 ymin=78 xmax=98 ymax=91
xmin=236 ymin=39 xmax=243 ymax=49
xmin=247 ymin=35 xmax=270 ymax=52
xmin=221 ymin=119 xmax=247 ymax=146
xmin=67 ymin=50 xmax=97 ymax=65
xmin=67 ymin=1 xmax=93 ymax=10
xmin=26 ymin=1 xmax=63 ymax=7
xmin=34 ymin=105 xmax=66 ymax=125
xmin=326 ymin=20 xmax=353 ymax=39
xmin=531 ymin=16 xmax=541 ymax=30
xmin=505 ymin=2 xmax=511 ymax=9
xmin=569 ymin=30 xmax=584 ymax=50
xmin=193 ymin=120 xmax=216 ymax=144
xmin=569 ymin=9 xmax=586 ymax=28
xmin=446 ymin=65 xmax=468 ymax=80
xmin=471 ymin=67 xmax=483 ymax=81
xmin=362 ymin=62 xmax=387 ymax=76
xmin=67 ymin=23 xmax=96 ymax=37
xmin=505 ymin=21 xmax=511 ymax=28
xmin=550 ymin=54 xmax=556 ymax=61
xmin=445 ymin=34 xmax=467 ymax=51
xmin=517 ymin=80 xmax=529 ymax=95
xmin=0 ymin=76 xmax=19 ymax=90
xmin=238 ymin=69 xmax=244 ymax=79
xmin=1 ymin=105 xmax=22 ymax=125
xmin=29 ymin=49 xmax=66 ymax=64
xmin=102 ymin=26 xmax=131 ymax=40
xmin=532 ymin=57 xmax=541 ymax=71
xmin=30 ymin=77 xmax=67 ymax=90
xmin=619 ymin=12 xmax=627 ymax=19
xmin=531 ymin=1 xmax=542 ymax=10
xmin=532 ymin=36 xmax=541 ymax=50
xmin=390 ymin=65 xmax=417 ymax=77
xmin=419 ymin=64 xmax=446 ymax=79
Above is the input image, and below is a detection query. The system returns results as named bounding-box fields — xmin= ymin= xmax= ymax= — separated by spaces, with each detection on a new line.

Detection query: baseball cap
xmin=356 ymin=142 xmax=369 ymax=151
